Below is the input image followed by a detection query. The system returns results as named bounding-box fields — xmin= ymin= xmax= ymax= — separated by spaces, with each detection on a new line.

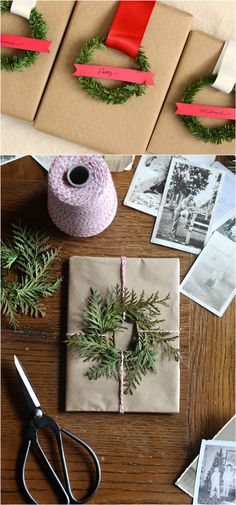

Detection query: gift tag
xmin=212 ymin=40 xmax=236 ymax=94
xmin=10 ymin=0 xmax=37 ymax=20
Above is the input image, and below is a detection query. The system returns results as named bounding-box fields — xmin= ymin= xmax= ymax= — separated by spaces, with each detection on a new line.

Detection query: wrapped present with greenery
xmin=1 ymin=1 xmax=75 ymax=121
xmin=66 ymin=256 xmax=180 ymax=413
xmin=34 ymin=1 xmax=193 ymax=153
xmin=148 ymin=31 xmax=236 ymax=154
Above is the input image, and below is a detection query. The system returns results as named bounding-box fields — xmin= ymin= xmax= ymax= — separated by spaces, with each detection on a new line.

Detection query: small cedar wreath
xmin=67 ymin=285 xmax=180 ymax=395
xmin=1 ymin=0 xmax=48 ymax=71
xmin=74 ymin=36 xmax=152 ymax=105
xmin=178 ymin=74 xmax=235 ymax=144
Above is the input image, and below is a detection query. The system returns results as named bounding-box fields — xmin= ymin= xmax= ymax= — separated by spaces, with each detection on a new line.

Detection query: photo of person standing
xmin=222 ymin=464 xmax=233 ymax=499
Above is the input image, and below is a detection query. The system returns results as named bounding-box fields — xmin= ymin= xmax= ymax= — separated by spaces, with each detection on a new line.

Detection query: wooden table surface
xmin=1 ymin=156 xmax=235 ymax=505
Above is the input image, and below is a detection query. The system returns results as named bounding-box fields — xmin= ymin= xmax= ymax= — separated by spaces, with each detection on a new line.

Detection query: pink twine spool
xmin=48 ymin=156 xmax=118 ymax=237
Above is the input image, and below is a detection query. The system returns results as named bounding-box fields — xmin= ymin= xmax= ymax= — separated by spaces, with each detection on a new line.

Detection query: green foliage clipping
xmin=75 ymin=36 xmax=151 ymax=105
xmin=1 ymin=1 xmax=48 ymax=72
xmin=1 ymin=222 xmax=62 ymax=327
xmin=67 ymin=286 xmax=180 ymax=395
xmin=179 ymin=74 xmax=235 ymax=144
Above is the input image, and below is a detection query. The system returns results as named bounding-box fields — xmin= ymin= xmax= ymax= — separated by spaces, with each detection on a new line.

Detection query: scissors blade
xmin=14 ymin=355 xmax=41 ymax=414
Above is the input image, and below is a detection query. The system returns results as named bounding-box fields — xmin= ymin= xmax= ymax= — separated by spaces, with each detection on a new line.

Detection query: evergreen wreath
xmin=1 ymin=0 xmax=48 ymax=72
xmin=67 ymin=286 xmax=180 ymax=395
xmin=1 ymin=222 xmax=62 ymax=327
xmin=179 ymin=74 xmax=235 ymax=144
xmin=74 ymin=36 xmax=151 ymax=105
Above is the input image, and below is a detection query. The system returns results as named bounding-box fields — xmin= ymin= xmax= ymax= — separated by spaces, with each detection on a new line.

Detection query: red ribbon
xmin=106 ymin=1 xmax=156 ymax=58
xmin=176 ymin=102 xmax=236 ymax=121
xmin=0 ymin=34 xmax=51 ymax=53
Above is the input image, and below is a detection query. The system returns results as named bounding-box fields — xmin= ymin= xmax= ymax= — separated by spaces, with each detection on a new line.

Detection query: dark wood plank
xmin=1 ymin=156 xmax=235 ymax=504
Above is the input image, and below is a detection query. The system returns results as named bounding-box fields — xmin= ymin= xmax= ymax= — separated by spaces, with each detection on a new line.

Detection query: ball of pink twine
xmin=48 ymin=156 xmax=118 ymax=237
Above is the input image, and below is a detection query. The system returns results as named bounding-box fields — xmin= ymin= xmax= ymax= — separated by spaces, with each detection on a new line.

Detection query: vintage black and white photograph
xmin=211 ymin=160 xmax=235 ymax=226
xmin=193 ymin=439 xmax=236 ymax=505
xmin=124 ymin=155 xmax=172 ymax=216
xmin=0 ymin=155 xmax=25 ymax=166
xmin=180 ymin=231 xmax=236 ymax=317
xmin=151 ymin=158 xmax=225 ymax=254
xmin=215 ymin=210 xmax=236 ymax=243
xmin=31 ymin=155 xmax=56 ymax=171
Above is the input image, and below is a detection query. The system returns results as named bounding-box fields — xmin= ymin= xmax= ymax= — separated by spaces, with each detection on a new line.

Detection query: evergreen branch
xmin=1 ymin=242 xmax=18 ymax=269
xmin=67 ymin=285 xmax=180 ymax=395
xmin=86 ymin=348 xmax=120 ymax=381
xmin=1 ymin=222 xmax=62 ymax=327
xmin=124 ymin=347 xmax=158 ymax=394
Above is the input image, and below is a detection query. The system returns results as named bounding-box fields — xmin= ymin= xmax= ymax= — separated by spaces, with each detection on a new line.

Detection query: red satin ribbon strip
xmin=106 ymin=1 xmax=156 ymax=58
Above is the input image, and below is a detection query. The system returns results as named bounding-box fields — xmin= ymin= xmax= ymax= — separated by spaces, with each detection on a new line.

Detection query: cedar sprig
xmin=1 ymin=222 xmax=62 ymax=327
xmin=179 ymin=74 xmax=235 ymax=144
xmin=1 ymin=1 xmax=48 ymax=72
xmin=67 ymin=286 xmax=179 ymax=395
xmin=75 ymin=36 xmax=150 ymax=105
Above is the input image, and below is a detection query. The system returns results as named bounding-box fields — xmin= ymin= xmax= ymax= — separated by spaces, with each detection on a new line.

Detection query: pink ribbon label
xmin=176 ymin=102 xmax=236 ymax=121
xmin=0 ymin=34 xmax=51 ymax=53
xmin=73 ymin=64 xmax=155 ymax=85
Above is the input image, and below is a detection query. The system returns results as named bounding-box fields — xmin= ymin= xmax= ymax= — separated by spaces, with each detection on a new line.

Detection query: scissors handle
xmin=59 ymin=427 xmax=101 ymax=504
xmin=18 ymin=438 xmax=71 ymax=505
xmin=18 ymin=415 xmax=101 ymax=505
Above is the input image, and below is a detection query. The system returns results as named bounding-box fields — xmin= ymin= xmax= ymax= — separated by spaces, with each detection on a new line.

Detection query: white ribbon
xmin=10 ymin=0 xmax=37 ymax=20
xmin=212 ymin=40 xmax=236 ymax=94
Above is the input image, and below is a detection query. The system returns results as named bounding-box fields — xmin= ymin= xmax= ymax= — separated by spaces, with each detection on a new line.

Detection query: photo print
xmin=0 ymin=155 xmax=25 ymax=166
xmin=31 ymin=155 xmax=56 ymax=171
xmin=180 ymin=232 xmax=236 ymax=317
xmin=211 ymin=160 xmax=235 ymax=226
xmin=124 ymin=155 xmax=172 ymax=216
xmin=214 ymin=210 xmax=236 ymax=243
xmin=193 ymin=439 xmax=236 ymax=505
xmin=151 ymin=158 xmax=225 ymax=254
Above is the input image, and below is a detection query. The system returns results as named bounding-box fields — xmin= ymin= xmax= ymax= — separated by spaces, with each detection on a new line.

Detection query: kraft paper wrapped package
xmin=66 ymin=257 xmax=180 ymax=413
xmin=1 ymin=1 xmax=75 ymax=121
xmin=34 ymin=1 xmax=193 ymax=154
xmin=148 ymin=30 xmax=236 ymax=154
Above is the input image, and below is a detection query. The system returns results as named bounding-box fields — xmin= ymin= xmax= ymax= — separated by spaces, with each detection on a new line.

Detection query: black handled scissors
xmin=14 ymin=355 xmax=101 ymax=504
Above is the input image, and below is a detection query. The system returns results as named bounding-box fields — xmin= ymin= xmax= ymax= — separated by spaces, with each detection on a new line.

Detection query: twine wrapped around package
xmin=48 ymin=156 xmax=118 ymax=237
xmin=66 ymin=256 xmax=180 ymax=413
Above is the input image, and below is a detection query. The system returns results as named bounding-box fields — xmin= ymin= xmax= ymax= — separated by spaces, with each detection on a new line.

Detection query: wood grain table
xmin=1 ymin=156 xmax=235 ymax=505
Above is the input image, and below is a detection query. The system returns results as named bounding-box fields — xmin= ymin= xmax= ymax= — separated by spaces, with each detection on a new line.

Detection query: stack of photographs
xmin=193 ymin=439 xmax=236 ymax=505
xmin=124 ymin=155 xmax=236 ymax=317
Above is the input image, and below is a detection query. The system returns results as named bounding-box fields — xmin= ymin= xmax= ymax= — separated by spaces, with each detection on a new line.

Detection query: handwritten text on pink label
xmin=73 ymin=64 xmax=155 ymax=85
xmin=0 ymin=34 xmax=51 ymax=53
xmin=176 ymin=102 xmax=236 ymax=121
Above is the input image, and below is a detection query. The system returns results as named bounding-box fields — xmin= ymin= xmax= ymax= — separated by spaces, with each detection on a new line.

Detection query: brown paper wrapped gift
xmin=147 ymin=30 xmax=236 ymax=155
xmin=1 ymin=1 xmax=75 ymax=121
xmin=34 ymin=1 xmax=193 ymax=154
xmin=66 ymin=257 xmax=180 ymax=413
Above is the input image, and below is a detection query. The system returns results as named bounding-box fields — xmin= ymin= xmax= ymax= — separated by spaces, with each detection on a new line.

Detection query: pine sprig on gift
xmin=0 ymin=1 xmax=48 ymax=72
xmin=1 ymin=222 xmax=62 ymax=327
xmin=67 ymin=286 xmax=179 ymax=395
xmin=179 ymin=74 xmax=235 ymax=144
xmin=75 ymin=36 xmax=151 ymax=105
